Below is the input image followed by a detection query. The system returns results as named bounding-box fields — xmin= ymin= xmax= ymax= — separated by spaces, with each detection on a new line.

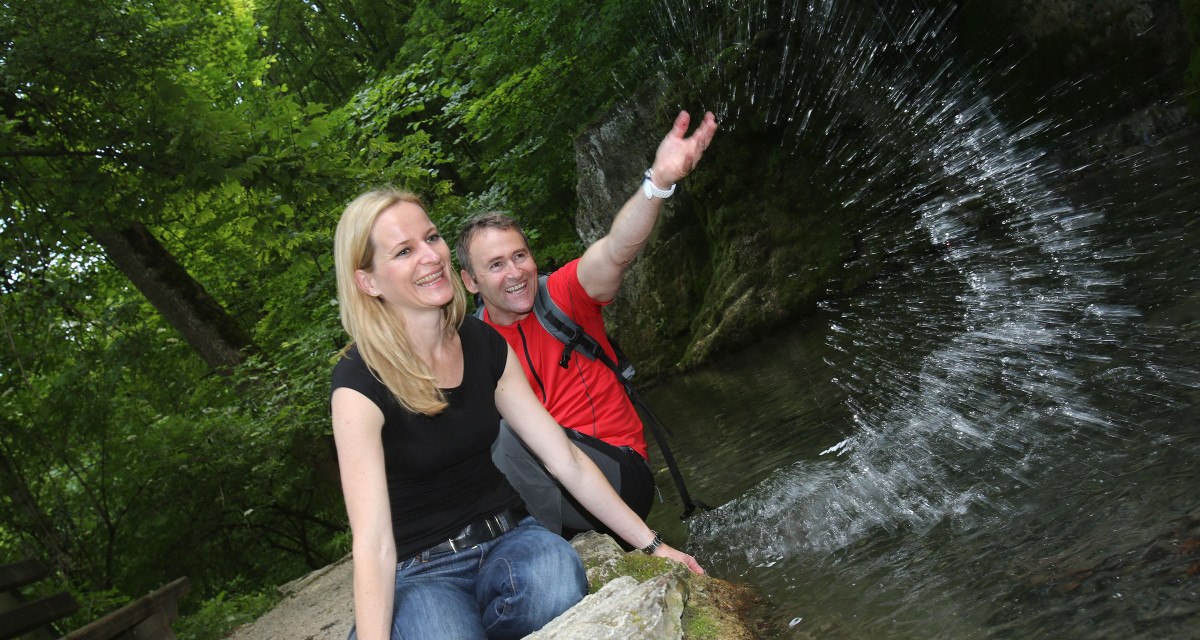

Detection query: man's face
xmin=460 ymin=227 xmax=539 ymax=326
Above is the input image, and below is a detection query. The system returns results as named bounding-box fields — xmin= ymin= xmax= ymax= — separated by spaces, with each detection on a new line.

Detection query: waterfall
xmin=637 ymin=1 xmax=1200 ymax=637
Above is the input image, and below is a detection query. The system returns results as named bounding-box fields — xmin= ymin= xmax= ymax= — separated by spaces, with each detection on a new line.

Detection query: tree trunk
xmin=87 ymin=223 xmax=254 ymax=373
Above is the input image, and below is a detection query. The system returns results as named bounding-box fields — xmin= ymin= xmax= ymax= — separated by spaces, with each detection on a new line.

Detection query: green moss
xmin=683 ymin=610 xmax=720 ymax=639
xmin=586 ymin=553 xmax=674 ymax=595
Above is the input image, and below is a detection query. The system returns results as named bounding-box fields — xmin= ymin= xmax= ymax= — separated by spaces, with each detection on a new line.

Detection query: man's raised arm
xmin=577 ymin=110 xmax=718 ymax=303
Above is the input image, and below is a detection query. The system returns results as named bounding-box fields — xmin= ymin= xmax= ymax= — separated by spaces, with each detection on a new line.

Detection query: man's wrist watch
xmin=642 ymin=169 xmax=676 ymax=200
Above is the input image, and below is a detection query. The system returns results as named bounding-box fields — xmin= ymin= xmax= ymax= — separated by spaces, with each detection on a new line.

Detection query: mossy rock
xmin=570 ymin=532 xmax=783 ymax=639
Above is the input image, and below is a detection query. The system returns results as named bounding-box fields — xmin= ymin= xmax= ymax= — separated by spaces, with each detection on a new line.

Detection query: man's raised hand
xmin=649 ymin=110 xmax=719 ymax=188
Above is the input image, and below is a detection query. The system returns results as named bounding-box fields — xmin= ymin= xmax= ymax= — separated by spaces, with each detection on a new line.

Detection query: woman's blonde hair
xmin=334 ymin=189 xmax=467 ymax=415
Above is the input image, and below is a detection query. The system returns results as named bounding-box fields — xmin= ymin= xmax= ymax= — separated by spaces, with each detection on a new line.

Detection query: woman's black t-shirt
xmin=330 ymin=316 xmax=524 ymax=560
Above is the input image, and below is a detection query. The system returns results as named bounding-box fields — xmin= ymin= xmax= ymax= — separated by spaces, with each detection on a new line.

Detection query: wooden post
xmin=0 ymin=561 xmax=190 ymax=640
xmin=61 ymin=578 xmax=190 ymax=640
xmin=0 ymin=560 xmax=78 ymax=640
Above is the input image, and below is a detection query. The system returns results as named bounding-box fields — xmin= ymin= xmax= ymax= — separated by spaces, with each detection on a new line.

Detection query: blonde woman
xmin=331 ymin=190 xmax=702 ymax=640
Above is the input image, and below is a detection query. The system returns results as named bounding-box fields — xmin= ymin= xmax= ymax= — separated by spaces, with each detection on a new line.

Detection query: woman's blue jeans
xmin=348 ymin=516 xmax=587 ymax=640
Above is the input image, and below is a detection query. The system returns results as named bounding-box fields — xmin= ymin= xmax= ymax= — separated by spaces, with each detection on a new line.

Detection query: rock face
xmin=526 ymin=575 xmax=686 ymax=640
xmin=574 ymin=97 xmax=892 ymax=379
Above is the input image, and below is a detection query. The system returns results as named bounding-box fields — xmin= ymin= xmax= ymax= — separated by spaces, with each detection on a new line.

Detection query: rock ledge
xmin=227 ymin=532 xmax=768 ymax=640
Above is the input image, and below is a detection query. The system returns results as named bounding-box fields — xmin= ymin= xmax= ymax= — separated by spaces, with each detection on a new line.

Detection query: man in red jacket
xmin=455 ymin=110 xmax=717 ymax=535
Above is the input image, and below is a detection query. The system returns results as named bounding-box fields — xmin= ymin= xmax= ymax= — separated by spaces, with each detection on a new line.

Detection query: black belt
xmin=421 ymin=506 xmax=528 ymax=557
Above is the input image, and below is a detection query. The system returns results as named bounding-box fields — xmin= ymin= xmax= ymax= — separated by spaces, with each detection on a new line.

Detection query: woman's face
xmin=355 ymin=201 xmax=454 ymax=315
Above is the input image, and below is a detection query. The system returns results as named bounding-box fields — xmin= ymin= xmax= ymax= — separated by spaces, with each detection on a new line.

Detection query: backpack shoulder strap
xmin=533 ymin=275 xmax=615 ymax=371
xmin=532 ymin=275 xmax=636 ymax=380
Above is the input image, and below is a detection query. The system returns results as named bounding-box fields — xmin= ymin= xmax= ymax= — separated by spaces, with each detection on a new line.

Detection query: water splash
xmin=630 ymin=1 xmax=1200 ymax=637
xmin=651 ymin=0 xmax=1197 ymax=592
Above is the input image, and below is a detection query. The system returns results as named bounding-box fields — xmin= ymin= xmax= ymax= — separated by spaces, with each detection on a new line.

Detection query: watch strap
xmin=642 ymin=169 xmax=676 ymax=200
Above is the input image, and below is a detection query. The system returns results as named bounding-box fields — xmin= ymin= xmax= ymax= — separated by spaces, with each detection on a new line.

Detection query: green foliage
xmin=255 ymin=0 xmax=416 ymax=106
xmin=357 ymin=0 xmax=649 ymax=244
xmin=60 ymin=586 xmax=130 ymax=637
xmin=174 ymin=589 xmax=278 ymax=640
xmin=0 ymin=0 xmax=270 ymax=230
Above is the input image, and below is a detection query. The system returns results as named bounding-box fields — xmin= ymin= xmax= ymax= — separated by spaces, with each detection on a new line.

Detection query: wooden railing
xmin=0 ymin=560 xmax=189 ymax=640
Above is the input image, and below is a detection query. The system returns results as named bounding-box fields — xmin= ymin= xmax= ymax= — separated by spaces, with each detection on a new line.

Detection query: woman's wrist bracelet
xmin=640 ymin=530 xmax=663 ymax=555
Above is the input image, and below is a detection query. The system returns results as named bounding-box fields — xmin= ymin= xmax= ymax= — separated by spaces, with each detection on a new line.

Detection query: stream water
xmin=637 ymin=1 xmax=1199 ymax=638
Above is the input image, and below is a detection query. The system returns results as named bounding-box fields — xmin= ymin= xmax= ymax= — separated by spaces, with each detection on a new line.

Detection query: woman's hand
xmin=653 ymin=542 xmax=705 ymax=575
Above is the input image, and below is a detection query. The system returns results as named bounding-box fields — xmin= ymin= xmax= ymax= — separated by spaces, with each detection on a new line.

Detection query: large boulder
xmin=529 ymin=532 xmax=770 ymax=640
xmin=526 ymin=575 xmax=686 ymax=640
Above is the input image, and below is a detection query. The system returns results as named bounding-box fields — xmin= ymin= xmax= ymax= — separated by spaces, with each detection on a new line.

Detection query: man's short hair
xmin=454 ymin=212 xmax=531 ymax=277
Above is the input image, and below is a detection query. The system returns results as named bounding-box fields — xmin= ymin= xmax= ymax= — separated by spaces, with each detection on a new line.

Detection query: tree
xmin=0 ymin=0 xmax=269 ymax=372
xmin=255 ymin=0 xmax=415 ymax=106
